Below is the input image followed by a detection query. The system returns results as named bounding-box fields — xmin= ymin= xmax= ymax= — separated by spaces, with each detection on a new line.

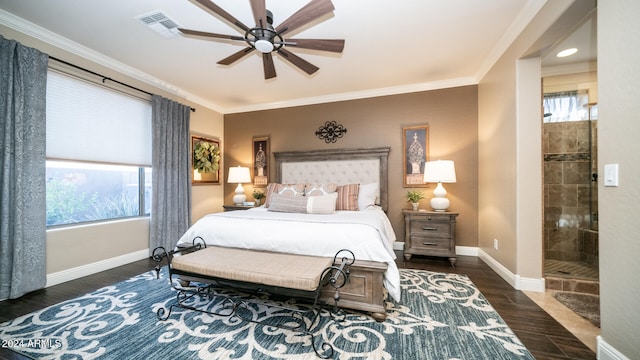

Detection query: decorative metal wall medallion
xmin=315 ymin=121 xmax=347 ymax=143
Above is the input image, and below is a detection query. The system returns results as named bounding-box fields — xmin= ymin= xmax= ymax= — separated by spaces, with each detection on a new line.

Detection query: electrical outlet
xmin=493 ymin=239 xmax=499 ymax=250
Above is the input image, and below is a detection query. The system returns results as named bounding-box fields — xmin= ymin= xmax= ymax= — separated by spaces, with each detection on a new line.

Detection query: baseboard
xmin=394 ymin=242 xmax=478 ymax=257
xmin=517 ymin=275 xmax=546 ymax=292
xmin=46 ymin=249 xmax=150 ymax=287
xmin=455 ymin=246 xmax=478 ymax=256
xmin=477 ymin=249 xmax=545 ymax=292
xmin=394 ymin=245 xmax=543 ymax=292
xmin=597 ymin=336 xmax=631 ymax=360
xmin=478 ymin=249 xmax=517 ymax=287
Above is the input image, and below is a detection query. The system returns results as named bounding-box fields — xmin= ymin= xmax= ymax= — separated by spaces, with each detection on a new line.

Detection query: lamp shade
xmin=424 ymin=160 xmax=457 ymax=183
xmin=227 ymin=166 xmax=251 ymax=184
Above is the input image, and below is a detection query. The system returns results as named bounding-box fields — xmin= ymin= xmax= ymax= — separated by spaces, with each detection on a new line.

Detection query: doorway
xmin=541 ymin=9 xmax=599 ymax=326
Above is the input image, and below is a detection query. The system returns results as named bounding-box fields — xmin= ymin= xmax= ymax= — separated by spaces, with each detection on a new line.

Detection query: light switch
xmin=604 ymin=164 xmax=619 ymax=187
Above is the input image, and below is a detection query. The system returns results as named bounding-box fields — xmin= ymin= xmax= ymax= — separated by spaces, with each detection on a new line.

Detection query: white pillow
xmin=307 ymin=193 xmax=338 ymax=214
xmin=358 ymin=182 xmax=378 ymax=210
xmin=268 ymin=193 xmax=337 ymax=214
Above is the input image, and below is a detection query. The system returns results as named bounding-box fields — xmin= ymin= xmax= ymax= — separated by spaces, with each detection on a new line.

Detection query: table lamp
xmin=228 ymin=166 xmax=251 ymax=205
xmin=424 ymin=160 xmax=456 ymax=211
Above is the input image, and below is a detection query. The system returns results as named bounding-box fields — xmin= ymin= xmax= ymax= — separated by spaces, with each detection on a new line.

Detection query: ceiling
xmin=0 ymin=0 xmax=594 ymax=114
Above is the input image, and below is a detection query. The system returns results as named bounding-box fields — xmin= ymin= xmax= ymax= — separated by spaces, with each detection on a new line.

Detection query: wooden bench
xmin=162 ymin=239 xmax=389 ymax=321
xmin=172 ymin=246 xmax=336 ymax=292
xmin=152 ymin=243 xmax=355 ymax=359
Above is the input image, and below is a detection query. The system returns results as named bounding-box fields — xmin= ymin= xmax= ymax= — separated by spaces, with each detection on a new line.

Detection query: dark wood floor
xmin=0 ymin=255 xmax=596 ymax=360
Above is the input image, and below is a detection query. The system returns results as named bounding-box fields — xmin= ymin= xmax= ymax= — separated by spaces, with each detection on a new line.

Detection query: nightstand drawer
xmin=410 ymin=236 xmax=451 ymax=252
xmin=417 ymin=213 xmax=454 ymax=222
xmin=409 ymin=220 xmax=451 ymax=238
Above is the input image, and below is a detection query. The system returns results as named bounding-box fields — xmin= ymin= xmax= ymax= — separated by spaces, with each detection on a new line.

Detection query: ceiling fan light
xmin=255 ymin=39 xmax=274 ymax=53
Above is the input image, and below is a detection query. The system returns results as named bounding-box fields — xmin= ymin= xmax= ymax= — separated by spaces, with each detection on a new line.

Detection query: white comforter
xmin=176 ymin=206 xmax=401 ymax=301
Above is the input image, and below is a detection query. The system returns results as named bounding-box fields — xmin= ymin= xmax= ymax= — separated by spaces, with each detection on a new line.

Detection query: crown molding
xmin=475 ymin=0 xmax=548 ymax=82
xmin=225 ymin=77 xmax=477 ymax=114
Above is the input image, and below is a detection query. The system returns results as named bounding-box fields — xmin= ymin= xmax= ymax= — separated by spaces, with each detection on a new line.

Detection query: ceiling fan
xmin=179 ymin=0 xmax=345 ymax=79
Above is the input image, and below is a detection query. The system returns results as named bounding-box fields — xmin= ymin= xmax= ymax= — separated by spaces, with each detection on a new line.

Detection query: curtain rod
xmin=49 ymin=56 xmax=195 ymax=112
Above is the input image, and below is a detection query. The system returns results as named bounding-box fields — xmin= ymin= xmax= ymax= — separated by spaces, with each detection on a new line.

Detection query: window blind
xmin=46 ymin=70 xmax=152 ymax=166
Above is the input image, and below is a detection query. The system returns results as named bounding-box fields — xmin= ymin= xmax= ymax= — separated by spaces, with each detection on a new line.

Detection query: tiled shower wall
xmin=543 ymin=120 xmax=598 ymax=264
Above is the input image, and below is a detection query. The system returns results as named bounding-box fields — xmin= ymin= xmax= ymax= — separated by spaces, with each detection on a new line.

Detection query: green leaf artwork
xmin=193 ymin=140 xmax=220 ymax=173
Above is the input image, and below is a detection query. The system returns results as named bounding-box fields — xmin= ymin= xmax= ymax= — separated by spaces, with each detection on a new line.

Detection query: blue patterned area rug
xmin=0 ymin=268 xmax=534 ymax=360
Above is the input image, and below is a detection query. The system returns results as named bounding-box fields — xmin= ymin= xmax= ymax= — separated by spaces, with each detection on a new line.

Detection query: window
xmin=46 ymin=161 xmax=151 ymax=226
xmin=46 ymin=70 xmax=152 ymax=226
xmin=543 ymin=90 xmax=593 ymax=123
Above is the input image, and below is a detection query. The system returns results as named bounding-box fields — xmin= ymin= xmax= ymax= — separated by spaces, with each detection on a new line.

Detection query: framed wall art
xmin=402 ymin=125 xmax=430 ymax=187
xmin=192 ymin=134 xmax=221 ymax=185
xmin=252 ymin=136 xmax=269 ymax=187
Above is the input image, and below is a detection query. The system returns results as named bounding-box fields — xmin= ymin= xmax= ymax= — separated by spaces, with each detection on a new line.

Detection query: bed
xmin=175 ymin=147 xmax=397 ymax=320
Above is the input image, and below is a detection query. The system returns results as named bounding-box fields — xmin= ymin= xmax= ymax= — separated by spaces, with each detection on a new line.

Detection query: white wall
xmin=597 ymin=1 xmax=640 ymax=359
xmin=478 ymin=0 xmax=574 ymax=281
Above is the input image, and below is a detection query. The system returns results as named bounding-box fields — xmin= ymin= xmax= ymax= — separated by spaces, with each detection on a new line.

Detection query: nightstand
xmin=403 ymin=210 xmax=459 ymax=266
xmin=222 ymin=204 xmax=254 ymax=211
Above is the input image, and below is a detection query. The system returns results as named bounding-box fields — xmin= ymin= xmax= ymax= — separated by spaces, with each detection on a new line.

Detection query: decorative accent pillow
xmin=305 ymin=183 xmax=338 ymax=196
xmin=264 ymin=183 xmax=280 ymax=208
xmin=267 ymin=193 xmax=307 ymax=213
xmin=268 ymin=193 xmax=337 ymax=214
xmin=278 ymin=183 xmax=305 ymax=196
xmin=307 ymin=193 xmax=338 ymax=214
xmin=358 ymin=182 xmax=378 ymax=210
xmin=264 ymin=183 xmax=306 ymax=208
xmin=336 ymin=183 xmax=360 ymax=211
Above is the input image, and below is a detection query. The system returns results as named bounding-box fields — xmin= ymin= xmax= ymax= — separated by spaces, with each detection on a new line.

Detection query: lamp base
xmin=233 ymin=183 xmax=246 ymax=205
xmin=431 ymin=198 xmax=450 ymax=212
xmin=430 ymin=197 xmax=450 ymax=212
xmin=430 ymin=182 xmax=450 ymax=212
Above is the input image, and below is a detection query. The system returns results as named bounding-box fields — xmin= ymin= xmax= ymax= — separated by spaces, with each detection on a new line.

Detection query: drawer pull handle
xmin=422 ymin=242 xmax=438 ymax=246
xmin=422 ymin=227 xmax=438 ymax=231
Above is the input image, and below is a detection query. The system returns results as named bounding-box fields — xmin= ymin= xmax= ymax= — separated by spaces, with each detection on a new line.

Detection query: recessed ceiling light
xmin=556 ymin=48 xmax=578 ymax=58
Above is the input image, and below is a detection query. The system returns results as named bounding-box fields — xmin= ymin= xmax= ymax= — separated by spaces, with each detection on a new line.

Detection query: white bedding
xmin=176 ymin=206 xmax=401 ymax=301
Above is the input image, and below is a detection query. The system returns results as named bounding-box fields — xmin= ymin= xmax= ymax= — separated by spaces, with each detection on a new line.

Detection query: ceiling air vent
xmin=136 ymin=10 xmax=181 ymax=39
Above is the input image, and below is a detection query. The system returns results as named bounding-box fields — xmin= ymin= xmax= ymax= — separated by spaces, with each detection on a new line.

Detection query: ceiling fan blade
xmin=193 ymin=0 xmax=250 ymax=32
xmin=250 ymin=0 xmax=267 ymax=27
xmin=285 ymin=38 xmax=344 ymax=53
xmin=275 ymin=0 xmax=335 ymax=36
xmin=277 ymin=48 xmax=319 ymax=75
xmin=217 ymin=47 xmax=255 ymax=65
xmin=178 ymin=28 xmax=245 ymax=41
xmin=262 ymin=53 xmax=276 ymax=79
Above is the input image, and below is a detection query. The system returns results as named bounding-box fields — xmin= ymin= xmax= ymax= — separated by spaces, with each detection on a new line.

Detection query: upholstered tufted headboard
xmin=273 ymin=147 xmax=390 ymax=211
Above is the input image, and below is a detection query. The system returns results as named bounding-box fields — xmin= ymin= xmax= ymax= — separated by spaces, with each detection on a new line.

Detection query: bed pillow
xmin=278 ymin=183 xmax=305 ymax=196
xmin=264 ymin=183 xmax=280 ymax=208
xmin=268 ymin=193 xmax=307 ymax=213
xmin=358 ymin=182 xmax=378 ymax=210
xmin=305 ymin=183 xmax=338 ymax=196
xmin=336 ymin=183 xmax=360 ymax=211
xmin=264 ymin=183 xmax=306 ymax=208
xmin=268 ymin=193 xmax=337 ymax=214
xmin=307 ymin=193 xmax=338 ymax=214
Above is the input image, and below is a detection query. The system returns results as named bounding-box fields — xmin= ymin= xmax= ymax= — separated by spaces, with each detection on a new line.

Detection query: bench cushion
xmin=172 ymin=247 xmax=333 ymax=292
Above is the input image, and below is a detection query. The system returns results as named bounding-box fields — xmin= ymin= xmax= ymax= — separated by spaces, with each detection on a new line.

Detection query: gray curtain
xmin=150 ymin=95 xmax=191 ymax=253
xmin=0 ymin=36 xmax=48 ymax=299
